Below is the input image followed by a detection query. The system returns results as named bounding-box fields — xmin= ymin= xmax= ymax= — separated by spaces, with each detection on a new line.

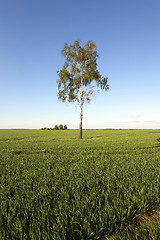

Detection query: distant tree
xmin=59 ymin=124 xmax=64 ymax=130
xmin=64 ymin=125 xmax=68 ymax=130
xmin=57 ymin=39 xmax=109 ymax=139
xmin=54 ymin=125 xmax=59 ymax=130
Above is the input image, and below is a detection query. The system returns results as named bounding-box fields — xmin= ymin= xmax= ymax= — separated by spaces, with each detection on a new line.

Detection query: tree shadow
xmin=84 ymin=135 xmax=102 ymax=140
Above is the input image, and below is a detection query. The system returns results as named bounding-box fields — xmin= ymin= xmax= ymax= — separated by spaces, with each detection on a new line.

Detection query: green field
xmin=0 ymin=129 xmax=160 ymax=239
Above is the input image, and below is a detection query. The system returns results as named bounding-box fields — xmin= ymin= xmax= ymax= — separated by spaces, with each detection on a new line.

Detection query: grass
xmin=0 ymin=129 xmax=160 ymax=239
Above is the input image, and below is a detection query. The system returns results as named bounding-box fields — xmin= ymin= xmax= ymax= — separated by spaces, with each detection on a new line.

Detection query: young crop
xmin=0 ymin=129 xmax=160 ymax=239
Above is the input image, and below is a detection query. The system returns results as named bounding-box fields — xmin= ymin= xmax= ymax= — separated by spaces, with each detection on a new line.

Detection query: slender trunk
xmin=79 ymin=81 xmax=83 ymax=139
xmin=79 ymin=100 xmax=83 ymax=139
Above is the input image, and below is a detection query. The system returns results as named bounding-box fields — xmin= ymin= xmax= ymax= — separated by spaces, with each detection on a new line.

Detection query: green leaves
xmin=97 ymin=77 xmax=109 ymax=91
xmin=57 ymin=39 xmax=109 ymax=104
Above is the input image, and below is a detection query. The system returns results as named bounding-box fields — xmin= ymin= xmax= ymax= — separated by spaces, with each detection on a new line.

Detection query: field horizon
xmin=1 ymin=128 xmax=160 ymax=130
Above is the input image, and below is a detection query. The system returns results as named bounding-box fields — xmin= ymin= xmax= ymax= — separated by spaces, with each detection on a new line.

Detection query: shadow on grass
xmin=84 ymin=135 xmax=102 ymax=140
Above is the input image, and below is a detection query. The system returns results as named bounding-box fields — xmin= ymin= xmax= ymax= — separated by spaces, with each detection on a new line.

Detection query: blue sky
xmin=0 ymin=0 xmax=160 ymax=129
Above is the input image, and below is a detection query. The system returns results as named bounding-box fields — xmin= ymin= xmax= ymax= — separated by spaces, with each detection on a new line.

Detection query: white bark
xmin=79 ymin=77 xmax=83 ymax=139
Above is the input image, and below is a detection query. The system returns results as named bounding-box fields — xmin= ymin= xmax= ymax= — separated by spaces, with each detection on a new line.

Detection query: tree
xmin=64 ymin=125 xmax=68 ymax=130
xmin=57 ymin=39 xmax=109 ymax=139
xmin=54 ymin=125 xmax=59 ymax=130
xmin=59 ymin=124 xmax=64 ymax=130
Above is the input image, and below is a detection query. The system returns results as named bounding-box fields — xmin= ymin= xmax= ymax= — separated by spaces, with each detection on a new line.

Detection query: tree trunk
xmin=79 ymin=101 xmax=83 ymax=139
xmin=79 ymin=81 xmax=83 ymax=139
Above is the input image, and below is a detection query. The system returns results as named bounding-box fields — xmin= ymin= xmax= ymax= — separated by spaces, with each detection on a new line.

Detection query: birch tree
xmin=57 ymin=39 xmax=109 ymax=139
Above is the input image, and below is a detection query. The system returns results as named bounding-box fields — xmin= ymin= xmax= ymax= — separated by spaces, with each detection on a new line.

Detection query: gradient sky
xmin=0 ymin=0 xmax=160 ymax=129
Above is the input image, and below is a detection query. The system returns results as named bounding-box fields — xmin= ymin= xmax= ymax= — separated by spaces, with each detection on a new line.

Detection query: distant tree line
xmin=41 ymin=128 xmax=53 ymax=130
xmin=41 ymin=124 xmax=68 ymax=130
xmin=54 ymin=124 xmax=68 ymax=130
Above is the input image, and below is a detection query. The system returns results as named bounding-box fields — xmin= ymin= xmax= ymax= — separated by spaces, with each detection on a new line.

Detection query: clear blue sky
xmin=0 ymin=0 xmax=160 ymax=129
